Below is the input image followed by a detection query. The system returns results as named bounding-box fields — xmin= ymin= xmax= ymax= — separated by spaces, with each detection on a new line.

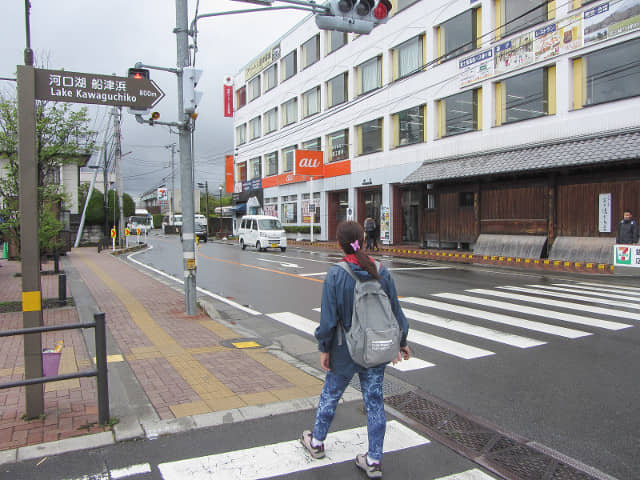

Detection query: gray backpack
xmin=337 ymin=261 xmax=401 ymax=368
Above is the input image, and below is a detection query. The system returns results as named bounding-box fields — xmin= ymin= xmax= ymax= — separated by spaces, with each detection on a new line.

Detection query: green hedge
xmin=284 ymin=226 xmax=321 ymax=234
xmin=152 ymin=214 xmax=163 ymax=229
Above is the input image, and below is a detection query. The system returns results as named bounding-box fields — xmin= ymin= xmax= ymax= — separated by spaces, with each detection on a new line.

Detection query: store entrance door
xmin=328 ymin=190 xmax=348 ymax=240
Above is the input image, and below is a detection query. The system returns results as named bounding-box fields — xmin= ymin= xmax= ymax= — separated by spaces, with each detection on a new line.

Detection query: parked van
xmin=237 ymin=215 xmax=287 ymax=252
xmin=161 ymin=214 xmax=183 ymax=234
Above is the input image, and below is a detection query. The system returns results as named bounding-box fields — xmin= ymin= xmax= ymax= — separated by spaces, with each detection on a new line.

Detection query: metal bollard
xmin=94 ymin=313 xmax=110 ymax=425
xmin=54 ymin=253 xmax=60 ymax=273
xmin=58 ymin=273 xmax=66 ymax=303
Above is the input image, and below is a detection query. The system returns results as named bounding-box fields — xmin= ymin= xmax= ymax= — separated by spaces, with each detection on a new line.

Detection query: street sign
xmin=34 ymin=69 xmax=165 ymax=109
xmin=110 ymin=228 xmax=116 ymax=238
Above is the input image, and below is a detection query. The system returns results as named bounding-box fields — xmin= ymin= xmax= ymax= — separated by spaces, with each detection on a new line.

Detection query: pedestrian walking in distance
xmin=364 ymin=216 xmax=377 ymax=251
xmin=616 ymin=209 xmax=639 ymax=244
xmin=301 ymin=220 xmax=411 ymax=478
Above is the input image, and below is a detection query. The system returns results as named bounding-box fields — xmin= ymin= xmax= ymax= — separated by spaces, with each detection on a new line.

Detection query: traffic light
xmin=315 ymin=0 xmax=391 ymax=34
xmin=182 ymin=66 xmax=203 ymax=115
xmin=127 ymin=68 xmax=151 ymax=115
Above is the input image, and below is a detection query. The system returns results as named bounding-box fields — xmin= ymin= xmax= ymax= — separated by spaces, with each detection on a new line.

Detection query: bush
xmin=283 ymin=225 xmax=321 ymax=234
xmin=85 ymin=190 xmax=105 ymax=226
xmin=152 ymin=214 xmax=163 ymax=229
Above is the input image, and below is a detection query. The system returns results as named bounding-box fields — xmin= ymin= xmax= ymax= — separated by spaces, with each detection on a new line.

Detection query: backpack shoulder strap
xmin=337 ymin=261 xmax=359 ymax=283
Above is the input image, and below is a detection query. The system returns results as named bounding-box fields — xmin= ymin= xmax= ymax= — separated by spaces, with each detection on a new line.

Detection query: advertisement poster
xmin=614 ymin=245 xmax=640 ymax=266
xmin=494 ymin=32 xmax=534 ymax=75
xmin=380 ymin=206 xmax=390 ymax=244
xmin=263 ymin=204 xmax=277 ymax=217
xmin=584 ymin=0 xmax=640 ymax=45
xmin=301 ymin=200 xmax=319 ymax=223
xmin=459 ymin=48 xmax=494 ymax=87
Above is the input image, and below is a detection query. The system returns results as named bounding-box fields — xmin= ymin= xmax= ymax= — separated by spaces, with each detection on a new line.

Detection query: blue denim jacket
xmin=315 ymin=260 xmax=409 ymax=377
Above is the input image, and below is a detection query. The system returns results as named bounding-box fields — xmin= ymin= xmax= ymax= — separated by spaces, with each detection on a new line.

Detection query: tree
xmin=0 ymin=94 xmax=95 ymax=255
xmin=105 ymin=190 xmax=134 ymax=227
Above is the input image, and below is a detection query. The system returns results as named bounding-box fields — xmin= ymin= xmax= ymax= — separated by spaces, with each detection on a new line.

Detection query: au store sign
xmin=295 ymin=150 xmax=324 ymax=176
xmin=35 ymin=69 xmax=165 ymax=109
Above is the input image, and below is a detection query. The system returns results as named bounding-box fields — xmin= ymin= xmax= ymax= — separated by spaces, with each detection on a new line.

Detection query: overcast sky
xmin=0 ymin=1 xmax=309 ymax=199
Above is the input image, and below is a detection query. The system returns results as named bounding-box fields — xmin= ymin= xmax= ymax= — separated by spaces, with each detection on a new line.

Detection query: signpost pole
xmin=309 ymin=177 xmax=313 ymax=244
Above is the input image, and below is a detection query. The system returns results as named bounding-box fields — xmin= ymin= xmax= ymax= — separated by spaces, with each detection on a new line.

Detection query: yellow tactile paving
xmin=199 ymin=319 xmax=238 ymax=340
xmin=0 ymin=368 xmax=12 ymax=377
xmin=244 ymin=349 xmax=323 ymax=388
xmin=170 ymin=401 xmax=211 ymax=418
xmin=187 ymin=346 xmax=229 ymax=355
xmin=239 ymin=391 xmax=280 ymax=406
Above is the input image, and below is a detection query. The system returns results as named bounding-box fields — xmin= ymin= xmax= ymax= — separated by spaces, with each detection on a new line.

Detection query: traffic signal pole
xmin=176 ymin=0 xmax=197 ymax=315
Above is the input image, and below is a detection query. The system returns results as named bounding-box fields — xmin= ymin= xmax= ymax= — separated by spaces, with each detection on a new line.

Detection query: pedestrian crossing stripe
xmin=499 ymin=285 xmax=640 ymax=311
xmin=575 ymin=281 xmax=640 ymax=293
xmin=157 ymin=420 xmax=429 ymax=480
xmin=553 ymin=283 xmax=640 ymax=298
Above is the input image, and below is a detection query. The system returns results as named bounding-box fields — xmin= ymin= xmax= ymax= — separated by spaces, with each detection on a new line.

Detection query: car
xmin=237 ymin=215 xmax=287 ymax=252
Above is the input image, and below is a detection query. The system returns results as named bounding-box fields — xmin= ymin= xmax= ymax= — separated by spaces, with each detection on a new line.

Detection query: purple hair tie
xmin=350 ymin=240 xmax=360 ymax=252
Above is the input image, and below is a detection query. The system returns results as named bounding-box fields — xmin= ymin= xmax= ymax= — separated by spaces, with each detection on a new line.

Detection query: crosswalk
xmin=266 ymin=281 xmax=639 ymax=372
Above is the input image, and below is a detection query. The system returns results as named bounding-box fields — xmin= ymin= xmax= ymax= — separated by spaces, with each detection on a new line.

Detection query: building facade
xmin=230 ymin=0 xmax=640 ymax=262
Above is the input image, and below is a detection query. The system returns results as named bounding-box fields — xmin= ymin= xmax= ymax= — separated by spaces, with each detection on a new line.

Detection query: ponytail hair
xmin=337 ymin=221 xmax=380 ymax=280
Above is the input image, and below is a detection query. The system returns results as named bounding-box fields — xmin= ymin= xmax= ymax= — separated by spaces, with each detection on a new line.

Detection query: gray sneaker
xmin=300 ymin=430 xmax=325 ymax=459
xmin=355 ymin=453 xmax=382 ymax=478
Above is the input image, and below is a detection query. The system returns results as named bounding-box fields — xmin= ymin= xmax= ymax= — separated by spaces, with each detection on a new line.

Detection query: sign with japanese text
xmin=614 ymin=245 xmax=640 ymax=267
xmin=598 ymin=193 xmax=612 ymax=232
xmin=244 ymin=43 xmax=281 ymax=80
xmin=295 ymin=150 xmax=324 ymax=176
xmin=584 ymin=0 xmax=640 ymax=45
xmin=223 ymin=77 xmax=233 ymax=117
xmin=34 ymin=69 xmax=164 ymax=109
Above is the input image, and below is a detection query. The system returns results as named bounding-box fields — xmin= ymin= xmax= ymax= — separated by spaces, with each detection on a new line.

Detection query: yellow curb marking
xmin=91 ymin=354 xmax=125 ymax=364
xmin=232 ymin=341 xmax=261 ymax=349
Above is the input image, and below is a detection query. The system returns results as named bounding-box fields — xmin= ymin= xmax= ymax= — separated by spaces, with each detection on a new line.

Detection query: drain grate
xmin=386 ymin=390 xmax=609 ymax=480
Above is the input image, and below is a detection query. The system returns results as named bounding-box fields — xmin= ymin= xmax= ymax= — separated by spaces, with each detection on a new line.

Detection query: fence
xmin=0 ymin=313 xmax=109 ymax=424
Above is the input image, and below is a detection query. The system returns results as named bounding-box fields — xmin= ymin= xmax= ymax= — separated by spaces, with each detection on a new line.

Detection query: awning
xmin=232 ymin=203 xmax=246 ymax=214
xmin=403 ymin=128 xmax=640 ymax=184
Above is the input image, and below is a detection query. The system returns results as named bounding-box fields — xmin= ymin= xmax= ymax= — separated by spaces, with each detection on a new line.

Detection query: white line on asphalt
xmin=257 ymin=257 xmax=300 ymax=268
xmin=576 ymin=281 xmax=640 ymax=293
xmin=110 ymin=463 xmax=152 ymax=479
xmin=466 ymin=289 xmax=639 ymax=320
xmin=435 ymin=293 xmax=630 ymax=331
xmin=386 ymin=267 xmax=451 ymax=271
xmin=552 ymin=283 xmax=640 ymax=298
xmin=157 ymin=421 xmax=429 ymax=480
xmin=401 ymin=297 xmax=590 ymax=339
xmin=299 ymin=272 xmax=328 ymax=276
xmin=499 ymin=286 xmax=640 ymax=311
xmin=127 ymin=250 xmax=262 ymax=316
xmin=267 ymin=312 xmax=434 ymax=370
xmin=403 ymin=308 xmax=546 ymax=348
xmin=408 ymin=330 xmax=494 ymax=359
xmin=436 ymin=469 xmax=497 ymax=480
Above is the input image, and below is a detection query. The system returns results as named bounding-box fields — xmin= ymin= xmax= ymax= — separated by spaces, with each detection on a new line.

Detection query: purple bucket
xmin=42 ymin=352 xmax=61 ymax=377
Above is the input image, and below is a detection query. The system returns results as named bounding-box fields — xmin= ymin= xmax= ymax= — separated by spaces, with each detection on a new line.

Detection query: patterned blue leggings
xmin=312 ymin=366 xmax=386 ymax=461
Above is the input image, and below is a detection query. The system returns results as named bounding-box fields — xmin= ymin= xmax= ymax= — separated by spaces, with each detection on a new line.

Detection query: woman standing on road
xmin=300 ymin=221 xmax=411 ymax=478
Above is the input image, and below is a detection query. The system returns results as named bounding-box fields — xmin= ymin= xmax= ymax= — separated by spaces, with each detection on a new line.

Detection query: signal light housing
xmin=128 ymin=68 xmax=150 ymax=80
xmin=316 ymin=0 xmax=392 ymax=34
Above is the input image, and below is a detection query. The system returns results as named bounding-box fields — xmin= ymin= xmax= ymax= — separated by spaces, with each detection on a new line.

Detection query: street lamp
xmin=218 ymin=185 xmax=223 ymax=234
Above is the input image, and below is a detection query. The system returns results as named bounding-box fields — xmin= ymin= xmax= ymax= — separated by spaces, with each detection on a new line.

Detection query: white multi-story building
xmin=230 ymin=0 xmax=640 ymax=262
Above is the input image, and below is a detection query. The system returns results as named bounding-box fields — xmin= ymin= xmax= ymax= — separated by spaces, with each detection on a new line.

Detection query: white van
xmin=238 ymin=215 xmax=287 ymax=252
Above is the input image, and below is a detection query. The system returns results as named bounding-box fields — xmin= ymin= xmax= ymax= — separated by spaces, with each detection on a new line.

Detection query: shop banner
xmin=584 ymin=0 xmax=640 ymax=45
xmin=225 ymin=155 xmax=234 ymax=193
xmin=459 ymin=48 xmax=494 ymax=87
xmin=613 ymin=244 xmax=640 ymax=267
xmin=380 ymin=206 xmax=390 ymax=244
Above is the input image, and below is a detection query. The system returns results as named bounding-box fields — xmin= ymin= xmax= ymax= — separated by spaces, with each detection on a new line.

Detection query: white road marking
xmin=111 ymin=463 xmax=152 ymax=479
xmin=435 ymin=293 xmax=630 ymax=331
xmin=258 ymin=257 xmax=300 ymax=268
xmin=436 ymin=469 xmax=497 ymax=480
xmin=299 ymin=272 xmax=328 ymax=276
xmin=408 ymin=330 xmax=494 ymax=359
xmin=267 ymin=312 xmax=434 ymax=370
xmin=403 ymin=308 xmax=545 ymax=348
xmin=499 ymin=286 xmax=640 ymax=311
xmin=158 ymin=421 xmax=429 ymax=480
xmin=576 ymin=281 xmax=640 ymax=293
xmin=466 ymin=289 xmax=639 ymax=320
xmin=386 ymin=267 xmax=451 ymax=271
xmin=401 ymin=297 xmax=590 ymax=339
xmin=553 ymin=283 xmax=640 ymax=298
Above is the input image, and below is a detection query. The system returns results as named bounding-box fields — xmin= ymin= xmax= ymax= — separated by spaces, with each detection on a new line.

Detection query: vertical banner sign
xmin=225 ymin=155 xmax=235 ymax=193
xmin=598 ymin=193 xmax=611 ymax=233
xmin=380 ymin=206 xmax=390 ymax=244
xmin=157 ymin=187 xmax=168 ymax=206
xmin=223 ymin=77 xmax=233 ymax=117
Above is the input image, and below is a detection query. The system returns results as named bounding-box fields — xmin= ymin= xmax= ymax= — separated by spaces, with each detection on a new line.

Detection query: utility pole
xmin=204 ymin=181 xmax=210 ymax=235
xmin=176 ymin=0 xmax=197 ymax=315
xmin=103 ymin=133 xmax=109 ymax=237
xmin=114 ymin=107 xmax=125 ymax=247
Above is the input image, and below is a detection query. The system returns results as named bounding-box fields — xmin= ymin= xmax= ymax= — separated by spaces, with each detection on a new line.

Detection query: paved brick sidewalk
xmin=0 ymin=258 xmax=103 ymax=452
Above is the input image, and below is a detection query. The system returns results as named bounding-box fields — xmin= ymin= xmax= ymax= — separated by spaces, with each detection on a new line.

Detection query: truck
xmin=176 ymin=214 xmax=208 ymax=242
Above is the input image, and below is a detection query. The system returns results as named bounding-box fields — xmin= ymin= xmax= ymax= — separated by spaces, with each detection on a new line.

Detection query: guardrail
xmin=0 ymin=313 xmax=109 ymax=424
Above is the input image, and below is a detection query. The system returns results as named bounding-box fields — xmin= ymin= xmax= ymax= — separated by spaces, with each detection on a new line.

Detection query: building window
xmin=282 ymin=145 xmax=297 ymax=172
xmin=396 ymin=0 xmax=421 ymax=12
xmin=574 ymin=38 xmax=640 ymax=109
xmin=497 ymin=0 xmax=551 ymax=39
xmin=357 ymin=56 xmax=382 ymax=95
xmin=249 ymin=116 xmax=261 ymax=140
xmin=302 ymin=34 xmax=320 ymax=69
xmin=356 ymin=118 xmax=384 ymax=155
xmin=393 ymin=35 xmax=425 ymax=79
xmin=265 ymin=151 xmax=278 ymax=176
xmin=282 ymin=195 xmax=298 ymax=224
xmin=438 ymin=88 xmax=482 ymax=137
xmin=237 ymin=162 xmax=247 ymax=182
xmin=302 ymin=137 xmax=321 ymax=151
xmin=264 ymin=64 xmax=277 ymax=92
xmin=328 ymin=30 xmax=348 ymax=54
xmin=236 ymin=124 xmax=246 ymax=145
xmin=437 ymin=9 xmax=479 ymax=61
xmin=327 ymin=129 xmax=349 ymax=162
xmin=264 ymin=107 xmax=278 ymax=134
xmin=282 ymin=98 xmax=298 ymax=126
xmin=327 ymin=72 xmax=348 ymax=108
xmin=281 ymin=50 xmax=297 ymax=81
xmin=496 ymin=66 xmax=555 ymax=125
xmin=236 ymin=86 xmax=246 ymax=109
xmin=393 ymin=105 xmax=426 ymax=147
xmin=264 ymin=197 xmax=278 ymax=218
xmin=302 ymin=86 xmax=321 ymax=118
xmin=249 ymin=157 xmax=261 ymax=180
xmin=248 ymin=75 xmax=261 ymax=102
xmin=459 ymin=191 xmax=474 ymax=207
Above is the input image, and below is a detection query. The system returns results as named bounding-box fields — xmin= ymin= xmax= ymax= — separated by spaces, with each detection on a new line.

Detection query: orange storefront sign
xmin=225 ymin=155 xmax=234 ymax=193
xmin=295 ymin=150 xmax=324 ymax=176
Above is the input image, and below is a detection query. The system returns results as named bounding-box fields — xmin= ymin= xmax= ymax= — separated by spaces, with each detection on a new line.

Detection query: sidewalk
xmin=0 ymin=247 xmax=328 ymax=464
